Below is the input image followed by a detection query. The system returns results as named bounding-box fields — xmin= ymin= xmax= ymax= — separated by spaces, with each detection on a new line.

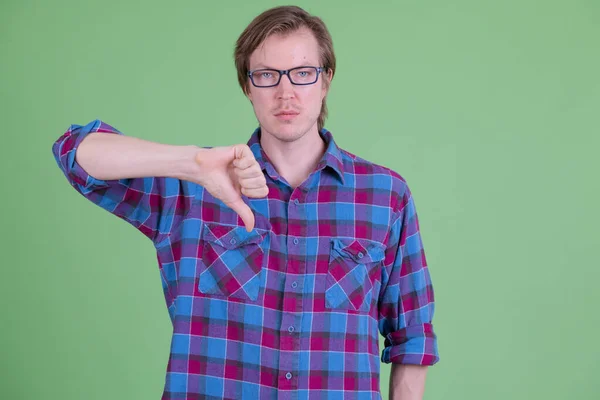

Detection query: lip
xmin=274 ymin=110 xmax=299 ymax=120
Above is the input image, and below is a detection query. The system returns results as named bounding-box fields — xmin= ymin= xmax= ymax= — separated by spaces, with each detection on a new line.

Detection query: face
xmin=246 ymin=27 xmax=332 ymax=143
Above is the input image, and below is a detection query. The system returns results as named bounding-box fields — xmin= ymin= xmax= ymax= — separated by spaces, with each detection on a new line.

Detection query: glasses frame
xmin=247 ymin=66 xmax=324 ymax=88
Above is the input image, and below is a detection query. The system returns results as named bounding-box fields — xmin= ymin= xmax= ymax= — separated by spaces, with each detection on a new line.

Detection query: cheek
xmin=250 ymin=92 xmax=270 ymax=111
xmin=309 ymin=88 xmax=325 ymax=110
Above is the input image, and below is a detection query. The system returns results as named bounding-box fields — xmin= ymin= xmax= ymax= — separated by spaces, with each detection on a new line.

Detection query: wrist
xmin=175 ymin=145 xmax=205 ymax=183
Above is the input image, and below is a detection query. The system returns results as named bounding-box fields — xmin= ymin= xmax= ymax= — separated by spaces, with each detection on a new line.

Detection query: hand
xmin=192 ymin=144 xmax=269 ymax=232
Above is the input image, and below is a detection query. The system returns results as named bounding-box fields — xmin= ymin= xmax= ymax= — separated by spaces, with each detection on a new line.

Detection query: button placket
xmin=280 ymin=190 xmax=303 ymax=392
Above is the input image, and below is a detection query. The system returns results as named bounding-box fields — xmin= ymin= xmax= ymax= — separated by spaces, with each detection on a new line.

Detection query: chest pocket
xmin=325 ymin=237 xmax=386 ymax=312
xmin=199 ymin=222 xmax=269 ymax=302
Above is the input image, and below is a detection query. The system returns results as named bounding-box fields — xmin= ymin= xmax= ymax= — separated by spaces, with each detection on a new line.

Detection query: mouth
xmin=274 ymin=110 xmax=300 ymax=121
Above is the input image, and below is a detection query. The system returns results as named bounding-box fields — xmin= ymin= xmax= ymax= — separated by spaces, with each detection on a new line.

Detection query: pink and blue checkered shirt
xmin=52 ymin=119 xmax=439 ymax=399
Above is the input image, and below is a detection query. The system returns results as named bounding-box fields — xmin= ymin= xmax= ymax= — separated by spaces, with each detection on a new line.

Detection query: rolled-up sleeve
xmin=51 ymin=119 xmax=198 ymax=244
xmin=378 ymin=183 xmax=439 ymax=365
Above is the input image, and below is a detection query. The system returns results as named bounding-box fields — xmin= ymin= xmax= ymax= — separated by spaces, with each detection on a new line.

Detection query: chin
xmin=264 ymin=120 xmax=309 ymax=142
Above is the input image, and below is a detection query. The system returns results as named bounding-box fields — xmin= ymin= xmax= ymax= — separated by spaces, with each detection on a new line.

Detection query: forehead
xmin=249 ymin=27 xmax=320 ymax=69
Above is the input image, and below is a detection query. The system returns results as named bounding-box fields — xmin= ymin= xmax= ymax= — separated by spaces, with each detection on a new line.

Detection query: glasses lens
xmin=251 ymin=70 xmax=280 ymax=87
xmin=289 ymin=67 xmax=318 ymax=84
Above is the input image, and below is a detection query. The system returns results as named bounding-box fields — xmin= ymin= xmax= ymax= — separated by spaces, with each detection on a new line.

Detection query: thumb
xmin=226 ymin=197 xmax=255 ymax=232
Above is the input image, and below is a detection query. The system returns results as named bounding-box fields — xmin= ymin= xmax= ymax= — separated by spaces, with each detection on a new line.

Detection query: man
xmin=52 ymin=5 xmax=438 ymax=400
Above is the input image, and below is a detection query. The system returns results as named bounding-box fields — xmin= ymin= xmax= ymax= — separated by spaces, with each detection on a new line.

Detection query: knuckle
xmin=241 ymin=144 xmax=252 ymax=157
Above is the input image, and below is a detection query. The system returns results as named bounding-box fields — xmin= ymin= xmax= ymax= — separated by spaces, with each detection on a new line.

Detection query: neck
xmin=260 ymin=125 xmax=326 ymax=189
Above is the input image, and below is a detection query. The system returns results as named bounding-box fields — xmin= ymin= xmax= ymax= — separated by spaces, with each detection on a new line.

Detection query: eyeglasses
xmin=248 ymin=66 xmax=324 ymax=88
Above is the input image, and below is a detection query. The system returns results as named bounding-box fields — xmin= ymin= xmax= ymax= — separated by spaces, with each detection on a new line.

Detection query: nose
xmin=276 ymin=73 xmax=295 ymax=100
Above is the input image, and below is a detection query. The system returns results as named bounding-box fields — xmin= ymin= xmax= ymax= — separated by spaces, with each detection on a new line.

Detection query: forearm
xmin=389 ymin=364 xmax=428 ymax=400
xmin=75 ymin=132 xmax=200 ymax=181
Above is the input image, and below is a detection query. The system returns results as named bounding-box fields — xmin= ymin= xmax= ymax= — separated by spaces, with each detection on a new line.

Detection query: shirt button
xmin=293 ymin=199 xmax=300 ymax=205
xmin=285 ymin=372 xmax=292 ymax=380
xmin=358 ymin=252 xmax=364 ymax=259
xmin=293 ymin=238 xmax=299 ymax=245
xmin=230 ymin=238 xmax=237 ymax=245
xmin=288 ymin=326 xmax=295 ymax=333
xmin=291 ymin=281 xmax=298 ymax=288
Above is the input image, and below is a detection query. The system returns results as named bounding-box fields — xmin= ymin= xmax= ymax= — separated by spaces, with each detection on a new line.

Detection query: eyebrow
xmin=251 ymin=63 xmax=318 ymax=70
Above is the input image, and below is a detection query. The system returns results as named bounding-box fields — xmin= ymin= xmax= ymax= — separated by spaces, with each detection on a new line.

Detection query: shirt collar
xmin=246 ymin=127 xmax=345 ymax=185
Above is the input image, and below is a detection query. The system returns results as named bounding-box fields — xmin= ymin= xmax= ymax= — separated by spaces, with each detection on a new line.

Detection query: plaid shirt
xmin=52 ymin=119 xmax=439 ymax=400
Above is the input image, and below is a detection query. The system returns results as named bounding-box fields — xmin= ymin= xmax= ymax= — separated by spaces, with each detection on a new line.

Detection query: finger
xmin=240 ymin=176 xmax=268 ymax=189
xmin=233 ymin=157 xmax=256 ymax=170
xmin=234 ymin=165 xmax=263 ymax=179
xmin=242 ymin=186 xmax=269 ymax=198
xmin=225 ymin=197 xmax=255 ymax=232
xmin=233 ymin=145 xmax=255 ymax=169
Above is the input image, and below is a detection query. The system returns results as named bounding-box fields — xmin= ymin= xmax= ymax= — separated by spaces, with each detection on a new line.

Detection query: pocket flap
xmin=202 ymin=222 xmax=267 ymax=249
xmin=331 ymin=237 xmax=386 ymax=264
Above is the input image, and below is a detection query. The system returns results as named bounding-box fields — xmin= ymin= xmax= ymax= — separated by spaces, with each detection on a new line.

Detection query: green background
xmin=1 ymin=0 xmax=598 ymax=398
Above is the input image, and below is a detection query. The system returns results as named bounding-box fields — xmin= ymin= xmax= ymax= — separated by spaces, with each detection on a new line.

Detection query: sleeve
xmin=378 ymin=183 xmax=439 ymax=365
xmin=51 ymin=119 xmax=198 ymax=245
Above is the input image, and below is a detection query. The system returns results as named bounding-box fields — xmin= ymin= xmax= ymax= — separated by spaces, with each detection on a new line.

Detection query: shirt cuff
xmin=381 ymin=323 xmax=439 ymax=365
xmin=63 ymin=119 xmax=123 ymax=192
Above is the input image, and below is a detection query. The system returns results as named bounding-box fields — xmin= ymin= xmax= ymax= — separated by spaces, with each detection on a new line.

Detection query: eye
xmin=261 ymin=72 xmax=273 ymax=78
xmin=292 ymin=68 xmax=315 ymax=79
